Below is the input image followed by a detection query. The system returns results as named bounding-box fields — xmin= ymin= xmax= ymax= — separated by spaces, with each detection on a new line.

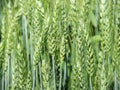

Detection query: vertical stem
xmin=89 ymin=76 xmax=92 ymax=90
xmin=36 ymin=68 xmax=39 ymax=89
xmin=59 ymin=63 xmax=62 ymax=90
xmin=39 ymin=62 xmax=43 ymax=90
xmin=114 ymin=69 xmax=118 ymax=90
xmin=30 ymin=27 xmax=34 ymax=90
xmin=5 ymin=73 xmax=6 ymax=90
xmin=22 ymin=15 xmax=29 ymax=71
xmin=52 ymin=56 xmax=56 ymax=90
xmin=2 ymin=73 xmax=4 ymax=90
xmin=7 ymin=58 xmax=10 ymax=90
xmin=32 ymin=70 xmax=35 ymax=90
xmin=63 ymin=61 xmax=66 ymax=88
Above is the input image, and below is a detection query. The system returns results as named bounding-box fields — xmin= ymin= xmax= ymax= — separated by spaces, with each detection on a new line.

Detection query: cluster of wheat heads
xmin=0 ymin=0 xmax=120 ymax=90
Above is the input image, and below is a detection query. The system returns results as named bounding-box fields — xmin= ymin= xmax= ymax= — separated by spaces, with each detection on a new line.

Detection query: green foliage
xmin=0 ymin=0 xmax=120 ymax=90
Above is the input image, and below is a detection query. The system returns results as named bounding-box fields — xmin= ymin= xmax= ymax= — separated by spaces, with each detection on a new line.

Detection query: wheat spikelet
xmin=0 ymin=15 xmax=6 ymax=73
xmin=78 ymin=0 xmax=95 ymax=78
xmin=48 ymin=29 xmax=56 ymax=56
xmin=71 ymin=65 xmax=79 ymax=90
xmin=71 ymin=19 xmax=86 ymax=90
xmin=33 ymin=1 xmax=45 ymax=70
xmin=84 ymin=29 xmax=94 ymax=77
xmin=60 ymin=36 xmax=65 ymax=62
xmin=71 ymin=61 xmax=86 ymax=90
xmin=94 ymin=52 xmax=103 ymax=90
xmin=115 ymin=0 xmax=120 ymax=59
xmin=12 ymin=62 xmax=20 ymax=90
xmin=77 ymin=25 xmax=86 ymax=90
xmin=0 ymin=0 xmax=119 ymax=90
xmin=47 ymin=1 xmax=61 ymax=88
xmin=0 ymin=43 xmax=4 ymax=79
xmin=60 ymin=1 xmax=70 ymax=54
xmin=47 ymin=0 xmax=60 ymax=56
xmin=12 ymin=44 xmax=26 ymax=90
xmin=47 ymin=17 xmax=57 ymax=90
xmin=99 ymin=0 xmax=111 ymax=54
xmin=52 ymin=0 xmax=60 ymax=50
xmin=50 ymin=1 xmax=60 ymax=87
xmin=18 ymin=0 xmax=32 ymax=15
xmin=69 ymin=0 xmax=78 ymax=43
xmin=41 ymin=55 xmax=51 ymax=90
xmin=113 ymin=0 xmax=120 ymax=84
xmin=17 ymin=44 xmax=26 ymax=90
xmin=3 ymin=2 xmax=18 ymax=73
xmin=71 ymin=63 xmax=86 ymax=90
xmin=84 ymin=26 xmax=94 ymax=90
xmin=59 ymin=36 xmax=65 ymax=89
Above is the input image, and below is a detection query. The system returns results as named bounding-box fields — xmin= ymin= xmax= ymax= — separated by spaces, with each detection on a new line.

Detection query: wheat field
xmin=0 ymin=0 xmax=120 ymax=90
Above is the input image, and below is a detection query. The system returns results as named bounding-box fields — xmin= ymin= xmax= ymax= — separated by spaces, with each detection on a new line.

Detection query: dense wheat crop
xmin=0 ymin=0 xmax=120 ymax=90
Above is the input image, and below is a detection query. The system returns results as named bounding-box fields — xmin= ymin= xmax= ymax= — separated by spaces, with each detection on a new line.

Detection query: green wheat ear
xmin=12 ymin=44 xmax=26 ymax=90
xmin=71 ymin=64 xmax=86 ymax=90
xmin=0 ymin=0 xmax=119 ymax=90
xmin=33 ymin=1 xmax=45 ymax=70
xmin=60 ymin=36 xmax=65 ymax=62
xmin=47 ymin=11 xmax=57 ymax=90
xmin=77 ymin=25 xmax=86 ymax=90
xmin=84 ymin=29 xmax=95 ymax=77
xmin=0 ymin=15 xmax=6 ymax=68
xmin=41 ymin=13 xmax=51 ymax=90
xmin=99 ymin=0 xmax=112 ymax=55
xmin=69 ymin=0 xmax=78 ymax=43
xmin=0 ymin=43 xmax=4 ymax=77
xmin=71 ymin=65 xmax=79 ymax=89
xmin=3 ymin=2 xmax=19 ymax=73
xmin=41 ymin=55 xmax=51 ymax=90
xmin=83 ymin=1 xmax=95 ymax=90
xmin=60 ymin=0 xmax=70 ymax=54
xmin=113 ymin=0 xmax=120 ymax=83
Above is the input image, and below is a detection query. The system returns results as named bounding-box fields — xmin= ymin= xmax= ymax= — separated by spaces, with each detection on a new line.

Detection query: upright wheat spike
xmin=19 ymin=0 xmax=32 ymax=15
xmin=71 ymin=65 xmax=79 ymax=90
xmin=84 ymin=21 xmax=94 ymax=89
xmin=71 ymin=31 xmax=86 ymax=90
xmin=59 ymin=36 xmax=65 ymax=90
xmin=47 ymin=25 xmax=56 ymax=90
xmin=78 ymin=0 xmax=87 ymax=70
xmin=0 ymin=14 xmax=6 ymax=74
xmin=60 ymin=1 xmax=70 ymax=88
xmin=69 ymin=0 xmax=78 ymax=42
xmin=83 ymin=1 xmax=95 ymax=89
xmin=114 ymin=0 xmax=120 ymax=61
xmin=33 ymin=0 xmax=44 ymax=70
xmin=47 ymin=1 xmax=61 ymax=86
xmin=0 ymin=43 xmax=4 ymax=78
xmin=49 ymin=1 xmax=60 ymax=89
xmin=60 ymin=0 xmax=70 ymax=54
xmin=113 ymin=0 xmax=120 ymax=87
xmin=4 ymin=2 xmax=16 ymax=72
xmin=99 ymin=0 xmax=111 ymax=55
xmin=41 ymin=55 xmax=51 ymax=90
xmin=94 ymin=52 xmax=104 ymax=90
xmin=41 ymin=12 xmax=51 ymax=90
xmin=12 ymin=44 xmax=26 ymax=90
xmin=60 ymin=36 xmax=65 ymax=63
xmin=77 ymin=22 xmax=86 ymax=90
